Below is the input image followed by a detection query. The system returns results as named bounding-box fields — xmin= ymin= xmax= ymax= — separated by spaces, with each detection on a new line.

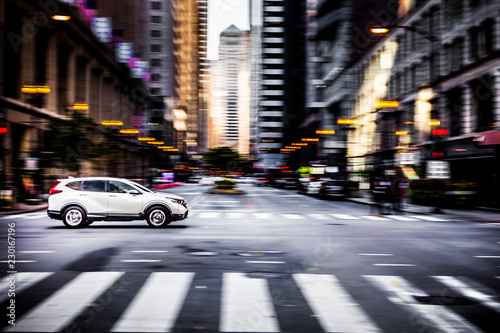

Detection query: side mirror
xmin=129 ymin=190 xmax=142 ymax=195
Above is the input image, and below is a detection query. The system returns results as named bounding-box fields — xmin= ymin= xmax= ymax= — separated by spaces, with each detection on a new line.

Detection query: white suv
xmin=47 ymin=177 xmax=188 ymax=228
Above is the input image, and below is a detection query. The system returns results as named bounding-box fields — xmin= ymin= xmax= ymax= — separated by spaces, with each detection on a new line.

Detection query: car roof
xmin=57 ymin=177 xmax=134 ymax=182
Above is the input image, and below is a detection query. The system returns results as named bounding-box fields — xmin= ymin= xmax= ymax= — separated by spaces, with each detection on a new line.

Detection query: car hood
xmin=151 ymin=191 xmax=185 ymax=200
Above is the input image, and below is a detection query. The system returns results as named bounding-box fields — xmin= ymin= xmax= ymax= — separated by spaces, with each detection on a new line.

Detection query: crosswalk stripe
xmin=293 ymin=274 xmax=381 ymax=332
xmin=330 ymin=214 xmax=359 ymax=220
xmin=433 ymin=276 xmax=500 ymax=314
xmin=226 ymin=212 xmax=244 ymax=219
xmin=385 ymin=215 xmax=418 ymax=221
xmin=197 ymin=212 xmax=221 ymax=219
xmin=220 ymin=272 xmax=280 ymax=332
xmin=6 ymin=272 xmax=123 ymax=332
xmin=281 ymin=213 xmax=304 ymax=220
xmin=0 ymin=272 xmax=53 ymax=303
xmin=363 ymin=275 xmax=483 ymax=333
xmin=308 ymin=214 xmax=329 ymax=220
xmin=253 ymin=213 xmax=272 ymax=219
xmin=111 ymin=272 xmax=194 ymax=332
xmin=408 ymin=215 xmax=448 ymax=221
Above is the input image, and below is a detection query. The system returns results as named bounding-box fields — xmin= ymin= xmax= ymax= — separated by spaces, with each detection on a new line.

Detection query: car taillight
xmin=49 ymin=182 xmax=62 ymax=195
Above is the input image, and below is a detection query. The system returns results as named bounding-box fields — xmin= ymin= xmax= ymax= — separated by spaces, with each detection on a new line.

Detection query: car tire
xmin=146 ymin=206 xmax=171 ymax=228
xmin=62 ymin=206 xmax=86 ymax=228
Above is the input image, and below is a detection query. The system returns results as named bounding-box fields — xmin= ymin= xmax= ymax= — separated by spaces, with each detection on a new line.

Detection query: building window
xmin=150 ymin=30 xmax=161 ymax=38
xmin=151 ymin=16 xmax=162 ymax=24
xmin=152 ymin=73 xmax=161 ymax=82
xmin=470 ymin=75 xmax=494 ymax=132
xmin=151 ymin=44 xmax=161 ymax=53
xmin=151 ymin=1 xmax=162 ymax=10
xmin=151 ymin=59 xmax=161 ymax=67
xmin=446 ymin=88 xmax=463 ymax=137
xmin=446 ymin=38 xmax=464 ymax=73
xmin=469 ymin=20 xmax=493 ymax=60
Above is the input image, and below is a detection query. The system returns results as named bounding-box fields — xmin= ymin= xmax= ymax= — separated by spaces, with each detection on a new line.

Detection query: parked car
xmin=48 ymin=177 xmax=188 ymax=228
xmin=319 ymin=180 xmax=346 ymax=199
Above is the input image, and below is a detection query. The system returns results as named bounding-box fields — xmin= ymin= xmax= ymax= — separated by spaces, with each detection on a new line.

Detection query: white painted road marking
xmin=6 ymin=272 xmax=123 ymax=332
xmin=364 ymin=275 xmax=483 ymax=333
xmin=220 ymin=272 xmax=280 ymax=332
xmin=294 ymin=274 xmax=381 ymax=332
xmin=433 ymin=276 xmax=500 ymax=314
xmin=111 ymin=272 xmax=194 ymax=332
xmin=330 ymin=214 xmax=359 ymax=220
xmin=0 ymin=272 xmax=53 ymax=303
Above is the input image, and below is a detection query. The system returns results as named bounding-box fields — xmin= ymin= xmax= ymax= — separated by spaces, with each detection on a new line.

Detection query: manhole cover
xmin=326 ymin=223 xmax=345 ymax=226
xmin=413 ymin=295 xmax=477 ymax=306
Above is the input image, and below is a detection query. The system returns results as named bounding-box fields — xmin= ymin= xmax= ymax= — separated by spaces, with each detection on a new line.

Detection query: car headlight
xmin=167 ymin=197 xmax=186 ymax=205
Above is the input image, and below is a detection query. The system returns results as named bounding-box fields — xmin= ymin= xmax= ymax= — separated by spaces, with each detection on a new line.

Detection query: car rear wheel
xmin=146 ymin=207 xmax=171 ymax=228
xmin=62 ymin=206 xmax=86 ymax=228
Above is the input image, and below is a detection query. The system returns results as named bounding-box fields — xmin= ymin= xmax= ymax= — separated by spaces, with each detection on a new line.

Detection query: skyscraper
xmin=209 ymin=25 xmax=251 ymax=155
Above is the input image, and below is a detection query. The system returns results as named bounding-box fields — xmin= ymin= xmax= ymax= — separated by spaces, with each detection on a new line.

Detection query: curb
xmin=0 ymin=203 xmax=48 ymax=216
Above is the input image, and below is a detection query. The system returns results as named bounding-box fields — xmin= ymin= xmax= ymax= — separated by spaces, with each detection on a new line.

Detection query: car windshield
xmin=130 ymin=181 xmax=153 ymax=193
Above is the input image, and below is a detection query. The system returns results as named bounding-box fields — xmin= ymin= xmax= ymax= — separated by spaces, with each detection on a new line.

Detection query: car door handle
xmin=109 ymin=195 xmax=117 ymax=197
xmin=79 ymin=194 xmax=87 ymax=196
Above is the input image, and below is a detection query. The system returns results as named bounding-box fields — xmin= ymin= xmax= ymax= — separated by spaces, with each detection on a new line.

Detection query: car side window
xmin=109 ymin=180 xmax=136 ymax=194
xmin=66 ymin=181 xmax=82 ymax=190
xmin=81 ymin=180 xmax=106 ymax=192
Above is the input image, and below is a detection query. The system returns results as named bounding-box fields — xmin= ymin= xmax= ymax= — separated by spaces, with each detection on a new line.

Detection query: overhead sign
xmin=426 ymin=161 xmax=450 ymax=179
xmin=116 ymin=42 xmax=133 ymax=63
xmin=92 ymin=17 xmax=112 ymax=43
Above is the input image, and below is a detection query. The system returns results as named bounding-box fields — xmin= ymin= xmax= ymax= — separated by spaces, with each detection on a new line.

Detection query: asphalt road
xmin=1 ymin=182 xmax=499 ymax=333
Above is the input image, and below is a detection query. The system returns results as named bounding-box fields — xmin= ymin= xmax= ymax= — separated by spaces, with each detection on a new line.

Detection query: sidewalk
xmin=0 ymin=201 xmax=48 ymax=216
xmin=347 ymin=194 xmax=500 ymax=223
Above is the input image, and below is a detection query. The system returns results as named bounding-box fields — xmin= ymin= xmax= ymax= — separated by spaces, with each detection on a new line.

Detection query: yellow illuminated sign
xmin=147 ymin=141 xmax=165 ymax=145
xmin=316 ymin=130 xmax=335 ymax=135
xmin=73 ymin=103 xmax=89 ymax=111
xmin=120 ymin=129 xmax=140 ymax=134
xmin=138 ymin=137 xmax=156 ymax=141
xmin=301 ymin=138 xmax=319 ymax=142
xmin=101 ymin=120 xmax=123 ymax=126
xmin=375 ymin=101 xmax=399 ymax=108
xmin=337 ymin=119 xmax=358 ymax=125
xmin=21 ymin=85 xmax=51 ymax=93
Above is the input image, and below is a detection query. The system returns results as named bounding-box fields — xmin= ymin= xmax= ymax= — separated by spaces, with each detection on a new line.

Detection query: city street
xmin=1 ymin=182 xmax=499 ymax=332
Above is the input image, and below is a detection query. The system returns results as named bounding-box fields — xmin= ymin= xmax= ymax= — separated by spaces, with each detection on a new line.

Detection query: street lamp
xmin=370 ymin=25 xmax=439 ymax=43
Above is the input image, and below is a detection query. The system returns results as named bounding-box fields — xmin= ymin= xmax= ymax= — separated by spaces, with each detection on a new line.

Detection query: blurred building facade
xmin=0 ymin=0 xmax=154 ymax=201
xmin=209 ymin=25 xmax=251 ymax=156
xmin=172 ymin=0 xmax=205 ymax=160
xmin=256 ymin=0 xmax=308 ymax=169
xmin=308 ymin=0 xmax=500 ymax=207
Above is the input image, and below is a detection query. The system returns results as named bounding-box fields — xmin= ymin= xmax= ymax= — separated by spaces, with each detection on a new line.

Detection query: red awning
xmin=476 ymin=130 xmax=500 ymax=146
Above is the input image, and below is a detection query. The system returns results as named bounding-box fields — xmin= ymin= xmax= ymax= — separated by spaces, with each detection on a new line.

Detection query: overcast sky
xmin=207 ymin=0 xmax=250 ymax=60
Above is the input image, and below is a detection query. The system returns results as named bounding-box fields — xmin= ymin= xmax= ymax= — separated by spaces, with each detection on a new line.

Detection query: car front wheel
xmin=62 ymin=206 xmax=86 ymax=228
xmin=146 ymin=207 xmax=171 ymax=228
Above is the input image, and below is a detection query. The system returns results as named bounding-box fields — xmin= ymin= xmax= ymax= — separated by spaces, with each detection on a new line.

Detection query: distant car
xmin=304 ymin=180 xmax=325 ymax=196
xmin=255 ymin=177 xmax=269 ymax=186
xmin=319 ymin=180 xmax=346 ymax=199
xmin=47 ymin=177 xmax=188 ymax=228
xmin=275 ymin=178 xmax=298 ymax=189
